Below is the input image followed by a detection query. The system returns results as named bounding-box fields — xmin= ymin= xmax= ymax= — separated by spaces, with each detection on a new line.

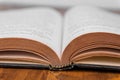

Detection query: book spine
xmin=49 ymin=62 xmax=74 ymax=70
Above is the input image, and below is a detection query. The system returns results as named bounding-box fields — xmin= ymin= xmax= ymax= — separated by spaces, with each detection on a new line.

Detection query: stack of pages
xmin=0 ymin=6 xmax=120 ymax=70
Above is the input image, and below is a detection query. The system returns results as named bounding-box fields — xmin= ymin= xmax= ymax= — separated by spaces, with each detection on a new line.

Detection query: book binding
xmin=49 ymin=62 xmax=74 ymax=70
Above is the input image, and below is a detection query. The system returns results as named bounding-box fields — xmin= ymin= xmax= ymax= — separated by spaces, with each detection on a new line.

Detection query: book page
xmin=62 ymin=6 xmax=120 ymax=52
xmin=0 ymin=8 xmax=62 ymax=56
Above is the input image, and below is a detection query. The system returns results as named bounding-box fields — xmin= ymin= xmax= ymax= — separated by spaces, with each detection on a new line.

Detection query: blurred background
xmin=0 ymin=0 xmax=120 ymax=14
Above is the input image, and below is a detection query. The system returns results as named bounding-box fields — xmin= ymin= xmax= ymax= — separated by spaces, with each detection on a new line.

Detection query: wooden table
xmin=0 ymin=68 xmax=120 ymax=80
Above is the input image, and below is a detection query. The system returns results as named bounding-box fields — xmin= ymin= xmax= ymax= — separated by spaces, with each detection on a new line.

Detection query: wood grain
xmin=0 ymin=68 xmax=120 ymax=80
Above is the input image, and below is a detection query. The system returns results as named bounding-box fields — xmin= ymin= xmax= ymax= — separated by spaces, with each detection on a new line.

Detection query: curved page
xmin=0 ymin=8 xmax=62 ymax=56
xmin=63 ymin=6 xmax=120 ymax=51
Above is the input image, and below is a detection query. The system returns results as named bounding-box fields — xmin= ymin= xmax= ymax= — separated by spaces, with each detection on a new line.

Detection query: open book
xmin=0 ymin=6 xmax=120 ymax=70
